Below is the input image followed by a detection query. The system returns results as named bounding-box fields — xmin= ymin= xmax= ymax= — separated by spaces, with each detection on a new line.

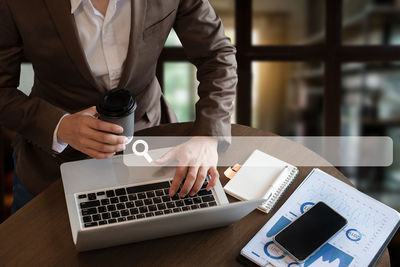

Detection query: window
xmin=252 ymin=0 xmax=326 ymax=45
xmin=342 ymin=0 xmax=400 ymax=45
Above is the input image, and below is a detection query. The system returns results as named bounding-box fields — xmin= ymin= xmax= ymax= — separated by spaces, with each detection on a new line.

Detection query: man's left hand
xmin=154 ymin=136 xmax=219 ymax=197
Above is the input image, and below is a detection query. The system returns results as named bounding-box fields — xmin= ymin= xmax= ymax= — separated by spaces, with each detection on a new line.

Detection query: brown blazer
xmin=0 ymin=0 xmax=237 ymax=195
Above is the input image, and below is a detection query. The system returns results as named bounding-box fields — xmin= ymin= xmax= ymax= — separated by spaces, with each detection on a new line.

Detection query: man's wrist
xmin=52 ymin=114 xmax=70 ymax=153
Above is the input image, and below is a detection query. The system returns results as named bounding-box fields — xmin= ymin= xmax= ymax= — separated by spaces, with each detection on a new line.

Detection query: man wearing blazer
xmin=0 ymin=0 xmax=237 ymax=212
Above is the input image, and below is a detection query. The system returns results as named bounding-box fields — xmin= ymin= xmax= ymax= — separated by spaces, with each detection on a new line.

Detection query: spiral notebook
xmin=223 ymin=149 xmax=298 ymax=213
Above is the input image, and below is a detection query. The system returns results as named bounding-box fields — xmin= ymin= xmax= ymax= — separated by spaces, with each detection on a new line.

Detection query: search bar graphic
xmin=132 ymin=139 xmax=153 ymax=163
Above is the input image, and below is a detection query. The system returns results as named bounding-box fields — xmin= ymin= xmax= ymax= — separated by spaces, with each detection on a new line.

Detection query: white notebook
xmin=223 ymin=149 xmax=298 ymax=213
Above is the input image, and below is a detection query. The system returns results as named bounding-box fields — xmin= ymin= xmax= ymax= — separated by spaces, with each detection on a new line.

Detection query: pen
xmin=261 ymin=166 xmax=290 ymax=205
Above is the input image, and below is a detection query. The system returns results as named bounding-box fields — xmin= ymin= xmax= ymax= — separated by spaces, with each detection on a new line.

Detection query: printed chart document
xmin=241 ymin=169 xmax=400 ymax=267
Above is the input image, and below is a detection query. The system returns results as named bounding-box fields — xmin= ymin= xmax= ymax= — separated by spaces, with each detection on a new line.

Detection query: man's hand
xmin=57 ymin=106 xmax=126 ymax=159
xmin=155 ymin=136 xmax=219 ymax=197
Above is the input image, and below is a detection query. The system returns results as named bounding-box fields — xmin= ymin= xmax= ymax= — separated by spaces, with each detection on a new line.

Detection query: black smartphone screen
xmin=274 ymin=202 xmax=347 ymax=261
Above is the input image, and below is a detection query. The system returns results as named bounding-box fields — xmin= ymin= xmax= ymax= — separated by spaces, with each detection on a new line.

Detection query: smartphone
xmin=273 ymin=202 xmax=347 ymax=262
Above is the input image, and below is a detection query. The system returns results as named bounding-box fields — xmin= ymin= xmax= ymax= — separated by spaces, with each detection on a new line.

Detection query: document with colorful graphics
xmin=241 ymin=168 xmax=400 ymax=267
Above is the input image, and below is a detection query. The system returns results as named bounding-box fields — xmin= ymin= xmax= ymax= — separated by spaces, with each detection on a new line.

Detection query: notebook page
xmin=224 ymin=150 xmax=292 ymax=200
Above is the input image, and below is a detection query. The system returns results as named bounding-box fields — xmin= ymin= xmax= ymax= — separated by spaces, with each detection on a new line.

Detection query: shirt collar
xmin=70 ymin=0 xmax=83 ymax=14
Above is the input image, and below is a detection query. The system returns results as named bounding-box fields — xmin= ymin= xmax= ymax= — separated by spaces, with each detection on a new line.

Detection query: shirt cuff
xmin=52 ymin=114 xmax=70 ymax=153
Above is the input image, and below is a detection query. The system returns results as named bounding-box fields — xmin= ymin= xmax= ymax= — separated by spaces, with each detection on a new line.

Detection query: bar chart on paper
xmin=241 ymin=169 xmax=400 ymax=267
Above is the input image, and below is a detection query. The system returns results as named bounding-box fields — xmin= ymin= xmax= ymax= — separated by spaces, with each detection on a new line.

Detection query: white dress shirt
xmin=52 ymin=0 xmax=131 ymax=152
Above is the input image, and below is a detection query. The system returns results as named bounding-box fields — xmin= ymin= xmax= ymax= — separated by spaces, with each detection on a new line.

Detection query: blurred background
xmin=0 ymin=0 xmax=399 ymax=264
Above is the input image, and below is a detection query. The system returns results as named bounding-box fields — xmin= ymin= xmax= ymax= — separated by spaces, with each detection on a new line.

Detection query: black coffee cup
xmin=96 ymin=88 xmax=137 ymax=143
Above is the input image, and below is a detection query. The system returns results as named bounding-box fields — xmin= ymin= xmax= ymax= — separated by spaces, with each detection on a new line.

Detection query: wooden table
xmin=0 ymin=123 xmax=390 ymax=266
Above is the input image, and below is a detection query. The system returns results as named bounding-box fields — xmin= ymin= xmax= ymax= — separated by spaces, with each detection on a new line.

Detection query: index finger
xmin=87 ymin=117 xmax=124 ymax=134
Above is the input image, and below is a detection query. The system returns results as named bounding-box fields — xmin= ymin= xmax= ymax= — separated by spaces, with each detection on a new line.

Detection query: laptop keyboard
xmin=76 ymin=180 xmax=217 ymax=228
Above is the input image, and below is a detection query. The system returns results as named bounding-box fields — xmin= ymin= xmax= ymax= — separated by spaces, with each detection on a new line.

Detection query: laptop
xmin=60 ymin=153 xmax=263 ymax=252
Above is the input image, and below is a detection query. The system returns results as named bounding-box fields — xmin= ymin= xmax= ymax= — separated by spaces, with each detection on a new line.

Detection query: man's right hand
xmin=57 ymin=106 xmax=126 ymax=159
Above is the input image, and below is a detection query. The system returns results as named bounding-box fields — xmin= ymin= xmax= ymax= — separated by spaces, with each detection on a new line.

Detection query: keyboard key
xmin=155 ymin=211 xmax=164 ymax=216
xmin=98 ymin=206 xmax=106 ymax=213
xmin=130 ymin=208 xmax=139 ymax=215
xmin=193 ymin=197 xmax=202 ymax=204
xmin=200 ymin=203 xmax=208 ymax=208
xmin=126 ymin=181 xmax=170 ymax=194
xmin=115 ymin=188 xmax=126 ymax=196
xmin=83 ymin=216 xmax=92 ymax=223
xmin=209 ymin=201 xmax=217 ymax=207
xmin=82 ymin=208 xmax=97 ymax=216
xmin=135 ymin=200 xmax=144 ymax=207
xmin=163 ymin=189 xmax=169 ymax=195
xmin=110 ymin=197 xmax=119 ymax=204
xmin=146 ymin=191 xmax=155 ymax=198
xmin=182 ymin=206 xmax=189 ymax=211
xmin=136 ymin=214 xmax=145 ymax=219
xmin=126 ymin=202 xmax=135 ymax=208
xmin=101 ymin=199 xmax=110 ymax=205
xmin=173 ymin=208 xmax=181 ymax=213
xmin=102 ymin=213 xmax=111 ymax=220
xmin=139 ymin=206 xmax=148 ymax=213
xmin=78 ymin=194 xmax=86 ymax=199
xmin=144 ymin=199 xmax=153 ymax=205
xmin=155 ymin=190 xmax=164 ymax=196
xmin=92 ymin=214 xmax=101 ymax=221
xmin=164 ymin=209 xmax=172 ymax=215
xmin=175 ymin=200 xmax=184 ymax=207
xmin=88 ymin=193 xmax=96 ymax=200
xmin=127 ymin=215 xmax=135 ymax=220
xmin=111 ymin=211 xmax=120 ymax=218
xmin=198 ymin=190 xmax=212 ymax=196
xmin=108 ymin=219 xmax=117 ymax=224
xmin=137 ymin=193 xmax=146 ymax=199
xmin=99 ymin=220 xmax=107 ymax=225
xmin=106 ymin=190 xmax=115 ymax=198
xmin=117 ymin=203 xmax=125 ymax=210
xmin=80 ymin=200 xmax=100 ymax=209
xmin=162 ymin=196 xmax=171 ymax=202
xmin=121 ymin=209 xmax=129 ymax=216
xmin=148 ymin=205 xmax=157 ymax=211
xmin=119 ymin=196 xmax=128 ymax=202
xmin=118 ymin=217 xmax=126 ymax=222
xmin=97 ymin=191 xmax=105 ymax=196
xmin=191 ymin=204 xmax=199 ymax=210
xmin=171 ymin=194 xmax=179 ymax=200
xmin=128 ymin=194 xmax=137 ymax=201
xmin=157 ymin=203 xmax=166 ymax=210
xmin=84 ymin=222 xmax=98 ymax=228
xmin=184 ymin=199 xmax=193 ymax=205
xmin=145 ymin=212 xmax=154 ymax=218
xmin=166 ymin=202 xmax=175 ymax=209
xmin=153 ymin=197 xmax=162 ymax=204
xmin=202 ymin=195 xmax=215 ymax=202
xmin=107 ymin=205 xmax=116 ymax=211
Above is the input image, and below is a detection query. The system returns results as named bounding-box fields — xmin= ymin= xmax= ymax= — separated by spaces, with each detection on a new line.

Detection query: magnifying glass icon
xmin=132 ymin=139 xmax=153 ymax=163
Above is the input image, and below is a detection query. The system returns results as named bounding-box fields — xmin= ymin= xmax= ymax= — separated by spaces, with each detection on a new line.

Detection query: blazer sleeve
xmin=0 ymin=0 xmax=66 ymax=153
xmin=174 ymin=0 xmax=237 ymax=138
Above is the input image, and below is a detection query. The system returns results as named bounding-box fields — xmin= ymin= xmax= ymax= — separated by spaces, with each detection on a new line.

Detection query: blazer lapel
xmin=118 ymin=0 xmax=148 ymax=91
xmin=43 ymin=0 xmax=104 ymax=92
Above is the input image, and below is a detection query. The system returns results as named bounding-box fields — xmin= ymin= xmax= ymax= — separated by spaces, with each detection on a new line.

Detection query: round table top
xmin=0 ymin=123 xmax=390 ymax=266
xmin=136 ymin=123 xmax=390 ymax=267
